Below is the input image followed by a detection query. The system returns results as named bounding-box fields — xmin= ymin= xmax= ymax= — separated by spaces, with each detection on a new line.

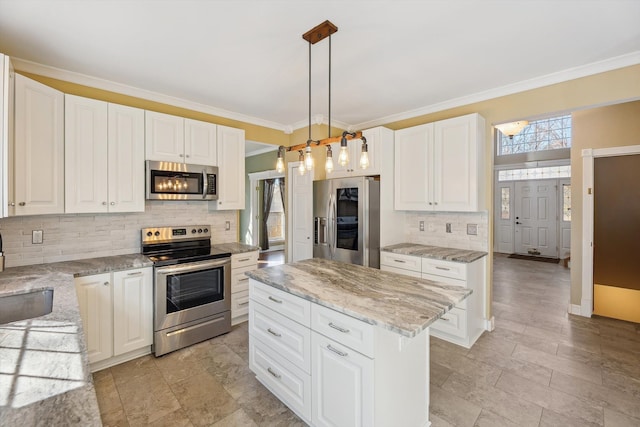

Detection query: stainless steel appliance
xmin=313 ymin=177 xmax=380 ymax=268
xmin=146 ymin=160 xmax=218 ymax=201
xmin=142 ymin=225 xmax=231 ymax=356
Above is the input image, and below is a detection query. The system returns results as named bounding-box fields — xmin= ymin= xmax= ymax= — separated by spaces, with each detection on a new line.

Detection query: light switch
xmin=225 ymin=221 xmax=231 ymax=231
xmin=32 ymin=230 xmax=43 ymax=244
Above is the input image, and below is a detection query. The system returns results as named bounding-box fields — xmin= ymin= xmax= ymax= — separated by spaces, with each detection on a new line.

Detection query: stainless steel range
xmin=142 ymin=225 xmax=232 ymax=357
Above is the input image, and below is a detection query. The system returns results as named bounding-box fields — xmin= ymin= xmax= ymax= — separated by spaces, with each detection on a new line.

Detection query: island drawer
xmin=430 ymin=307 xmax=467 ymax=338
xmin=231 ymin=290 xmax=250 ymax=318
xmin=380 ymin=252 xmax=421 ymax=273
xmin=232 ymin=266 xmax=253 ymax=293
xmin=421 ymin=258 xmax=467 ymax=281
xmin=250 ymin=337 xmax=311 ymax=422
xmin=311 ymin=304 xmax=375 ymax=358
xmin=232 ymin=251 xmax=259 ymax=269
xmin=381 ymin=264 xmax=422 ymax=278
xmin=250 ymin=300 xmax=311 ymax=373
xmin=250 ymin=279 xmax=311 ymax=327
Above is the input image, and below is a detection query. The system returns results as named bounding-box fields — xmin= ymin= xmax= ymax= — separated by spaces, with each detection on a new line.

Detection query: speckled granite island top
xmin=245 ymin=258 xmax=472 ymax=337
xmin=382 ymin=243 xmax=487 ymax=263
xmin=0 ymin=254 xmax=152 ymax=427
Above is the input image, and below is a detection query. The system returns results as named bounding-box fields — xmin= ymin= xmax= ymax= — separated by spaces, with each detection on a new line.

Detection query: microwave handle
xmin=202 ymin=169 xmax=208 ymax=199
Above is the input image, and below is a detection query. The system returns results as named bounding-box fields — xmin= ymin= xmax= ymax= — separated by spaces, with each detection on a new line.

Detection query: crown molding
xmin=353 ymin=51 xmax=640 ymax=130
xmin=11 ymin=57 xmax=289 ymax=132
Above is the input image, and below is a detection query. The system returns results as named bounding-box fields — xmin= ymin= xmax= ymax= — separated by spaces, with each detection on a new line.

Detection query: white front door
xmin=514 ymin=180 xmax=558 ymax=257
xmin=288 ymin=162 xmax=313 ymax=262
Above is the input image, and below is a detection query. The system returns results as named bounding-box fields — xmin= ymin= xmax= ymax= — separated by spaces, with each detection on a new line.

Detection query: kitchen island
xmin=245 ymin=258 xmax=471 ymax=427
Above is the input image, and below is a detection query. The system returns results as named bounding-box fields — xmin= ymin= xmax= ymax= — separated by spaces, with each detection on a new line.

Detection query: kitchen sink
xmin=0 ymin=288 xmax=54 ymax=325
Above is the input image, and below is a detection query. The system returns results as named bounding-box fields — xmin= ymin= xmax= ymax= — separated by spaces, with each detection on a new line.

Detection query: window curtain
xmin=261 ymin=179 xmax=276 ymax=250
xmin=277 ymin=178 xmax=285 ymax=214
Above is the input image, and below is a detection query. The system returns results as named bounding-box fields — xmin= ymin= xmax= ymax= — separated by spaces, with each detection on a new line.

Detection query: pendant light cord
xmin=308 ymin=41 xmax=311 ymax=142
xmin=328 ymin=35 xmax=331 ymax=138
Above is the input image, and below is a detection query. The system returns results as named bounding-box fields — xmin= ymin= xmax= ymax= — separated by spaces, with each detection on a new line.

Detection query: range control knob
xmin=192 ymin=229 xmax=197 ymax=234
xmin=146 ymin=231 xmax=153 ymax=237
xmin=198 ymin=228 xmax=203 ymax=233
xmin=154 ymin=231 xmax=160 ymax=237
xmin=204 ymin=228 xmax=209 ymax=233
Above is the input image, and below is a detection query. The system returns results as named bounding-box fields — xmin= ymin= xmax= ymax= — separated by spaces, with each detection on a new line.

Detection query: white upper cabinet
xmin=394 ymin=113 xmax=485 ymax=212
xmin=145 ymin=111 xmax=217 ymax=166
xmin=326 ymin=127 xmax=382 ymax=178
xmin=211 ymin=125 xmax=245 ymax=210
xmin=14 ymin=73 xmax=65 ymax=216
xmin=0 ymin=53 xmax=14 ymax=218
xmin=65 ymin=95 xmax=144 ymax=213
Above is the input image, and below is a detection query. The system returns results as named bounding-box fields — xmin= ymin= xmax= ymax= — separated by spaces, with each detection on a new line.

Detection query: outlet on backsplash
xmin=225 ymin=221 xmax=231 ymax=231
xmin=445 ymin=223 xmax=452 ymax=233
xmin=419 ymin=221 xmax=424 ymax=231
xmin=467 ymin=224 xmax=478 ymax=235
xmin=32 ymin=230 xmax=43 ymax=244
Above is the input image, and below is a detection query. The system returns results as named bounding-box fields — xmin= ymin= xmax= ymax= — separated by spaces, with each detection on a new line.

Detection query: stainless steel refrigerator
xmin=313 ymin=177 xmax=380 ymax=268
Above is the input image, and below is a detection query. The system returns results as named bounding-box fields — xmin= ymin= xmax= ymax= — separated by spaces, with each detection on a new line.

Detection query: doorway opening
xmin=247 ymin=170 xmax=285 ymax=254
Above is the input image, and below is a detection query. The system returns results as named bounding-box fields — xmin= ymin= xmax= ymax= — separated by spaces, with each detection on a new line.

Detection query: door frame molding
xmin=248 ymin=169 xmax=284 ymax=248
xmin=581 ymin=145 xmax=640 ymax=317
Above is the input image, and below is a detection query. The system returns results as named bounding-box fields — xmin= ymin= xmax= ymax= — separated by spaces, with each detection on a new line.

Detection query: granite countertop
xmin=0 ymin=254 xmax=152 ymax=426
xmin=245 ymin=258 xmax=471 ymax=338
xmin=381 ymin=243 xmax=487 ymax=263
xmin=212 ymin=242 xmax=260 ymax=255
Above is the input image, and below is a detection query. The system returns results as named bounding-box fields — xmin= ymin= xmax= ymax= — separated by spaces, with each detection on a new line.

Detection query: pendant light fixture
xmin=274 ymin=21 xmax=370 ymax=175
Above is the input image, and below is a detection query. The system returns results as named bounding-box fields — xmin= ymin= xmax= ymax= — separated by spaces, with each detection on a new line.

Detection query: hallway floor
xmin=94 ymin=255 xmax=640 ymax=426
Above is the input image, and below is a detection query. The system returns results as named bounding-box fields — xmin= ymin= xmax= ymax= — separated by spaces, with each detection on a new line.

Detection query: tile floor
xmin=94 ymin=254 xmax=640 ymax=426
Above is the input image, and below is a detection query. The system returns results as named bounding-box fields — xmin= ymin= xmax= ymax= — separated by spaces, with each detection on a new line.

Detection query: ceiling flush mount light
xmin=495 ymin=121 xmax=529 ymax=139
xmin=274 ymin=20 xmax=369 ymax=175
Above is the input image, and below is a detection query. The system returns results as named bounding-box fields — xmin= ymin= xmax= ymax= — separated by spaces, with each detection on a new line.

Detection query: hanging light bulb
xmin=304 ymin=141 xmax=314 ymax=171
xmin=359 ymin=137 xmax=369 ymax=169
xmin=325 ymin=145 xmax=334 ymax=173
xmin=338 ymin=134 xmax=349 ymax=166
xmin=275 ymin=146 xmax=285 ymax=173
xmin=298 ymin=151 xmax=306 ymax=175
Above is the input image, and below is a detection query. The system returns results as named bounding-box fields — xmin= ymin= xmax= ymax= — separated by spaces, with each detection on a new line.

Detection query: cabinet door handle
xmin=394 ymin=259 xmax=406 ymax=264
xmin=102 ymin=201 xmax=107 ymax=206
xmin=428 ymin=202 xmax=432 ymax=206
xmin=267 ymin=367 xmax=281 ymax=379
xmin=127 ymin=271 xmax=142 ymax=276
xmin=328 ymin=322 xmax=350 ymax=333
xmin=238 ymin=277 xmax=249 ymax=282
xmin=179 ymin=153 xmax=184 ymax=157
xmin=103 ymin=281 xmax=109 ymax=286
xmin=268 ymin=296 xmax=282 ymax=304
xmin=440 ymin=316 xmax=450 ymax=322
xmin=110 ymin=202 xmax=115 ymax=206
xmin=434 ymin=202 xmax=438 ymax=206
xmin=327 ymin=344 xmax=348 ymax=357
xmin=435 ymin=266 xmax=450 ymax=271
xmin=238 ymin=258 xmax=250 ymax=262
xmin=267 ymin=328 xmax=281 ymax=337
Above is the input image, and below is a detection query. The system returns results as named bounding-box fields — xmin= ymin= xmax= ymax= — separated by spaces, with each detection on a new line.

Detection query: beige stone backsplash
xmin=0 ymin=201 xmax=237 ymax=267
xmin=404 ymin=211 xmax=488 ymax=252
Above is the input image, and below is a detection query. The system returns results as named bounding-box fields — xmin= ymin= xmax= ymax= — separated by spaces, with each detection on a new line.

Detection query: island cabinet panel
xmin=250 ymin=280 xmax=311 ymax=326
xmin=311 ymin=304 xmax=375 ymax=358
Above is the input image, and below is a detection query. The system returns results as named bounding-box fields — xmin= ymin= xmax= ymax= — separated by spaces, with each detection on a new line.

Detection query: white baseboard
xmin=89 ymin=347 xmax=151 ymax=373
xmin=484 ymin=316 xmax=495 ymax=331
xmin=568 ymin=304 xmax=583 ymax=315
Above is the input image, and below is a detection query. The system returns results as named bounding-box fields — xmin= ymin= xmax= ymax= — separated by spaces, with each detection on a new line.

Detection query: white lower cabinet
xmin=249 ymin=279 xmax=430 ymax=427
xmin=75 ymin=267 xmax=153 ymax=371
xmin=231 ymin=251 xmax=258 ymax=325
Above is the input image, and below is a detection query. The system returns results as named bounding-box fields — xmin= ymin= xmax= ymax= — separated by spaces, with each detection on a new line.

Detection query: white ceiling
xmin=1 ymin=1 xmax=639 ymax=134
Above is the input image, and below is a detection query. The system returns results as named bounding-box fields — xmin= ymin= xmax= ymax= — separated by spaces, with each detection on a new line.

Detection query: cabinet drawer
xmin=311 ymin=304 xmax=375 ymax=358
xmin=381 ymin=264 xmax=422 ymax=278
xmin=231 ymin=290 xmax=250 ymax=318
xmin=232 ymin=251 xmax=258 ymax=269
xmin=250 ymin=337 xmax=311 ymax=422
xmin=250 ymin=279 xmax=311 ymax=327
xmin=250 ymin=301 xmax=311 ymax=373
xmin=421 ymin=258 xmax=467 ymax=281
xmin=380 ymin=252 xmax=421 ymax=273
xmin=232 ymin=266 xmax=253 ymax=292
xmin=421 ymin=273 xmax=468 ymax=309
xmin=430 ymin=307 xmax=467 ymax=339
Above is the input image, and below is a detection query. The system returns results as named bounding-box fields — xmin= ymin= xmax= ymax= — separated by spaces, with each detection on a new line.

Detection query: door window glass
xmin=501 ymin=187 xmax=510 ymax=220
xmin=563 ymin=184 xmax=571 ymax=221
xmin=336 ymin=188 xmax=358 ymax=251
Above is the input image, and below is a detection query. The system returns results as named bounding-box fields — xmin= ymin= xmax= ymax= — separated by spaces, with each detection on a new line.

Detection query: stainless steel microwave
xmin=146 ymin=160 xmax=218 ymax=201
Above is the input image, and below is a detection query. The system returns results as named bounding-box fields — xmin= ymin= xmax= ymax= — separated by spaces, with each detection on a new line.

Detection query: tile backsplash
xmin=404 ymin=211 xmax=488 ymax=252
xmin=0 ymin=201 xmax=238 ymax=267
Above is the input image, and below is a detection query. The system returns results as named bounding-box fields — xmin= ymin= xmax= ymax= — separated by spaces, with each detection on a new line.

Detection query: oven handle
xmin=155 ymin=257 xmax=230 ymax=275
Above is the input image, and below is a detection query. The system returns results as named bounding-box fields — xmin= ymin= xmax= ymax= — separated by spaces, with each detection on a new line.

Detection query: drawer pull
xmin=267 ymin=328 xmax=281 ymax=337
xmin=268 ymin=296 xmax=283 ymax=304
xmin=127 ymin=271 xmax=142 ymax=276
xmin=435 ymin=266 xmax=451 ymax=271
xmin=440 ymin=316 xmax=451 ymax=322
xmin=327 ymin=344 xmax=348 ymax=357
xmin=328 ymin=322 xmax=350 ymax=333
xmin=394 ymin=259 xmax=406 ymax=263
xmin=267 ymin=367 xmax=281 ymax=379
xmin=238 ymin=258 xmax=250 ymax=262
xmin=238 ymin=301 xmax=249 ymax=307
xmin=238 ymin=277 xmax=249 ymax=282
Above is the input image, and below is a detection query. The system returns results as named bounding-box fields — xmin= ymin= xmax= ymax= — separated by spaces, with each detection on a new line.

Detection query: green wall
xmin=240 ymin=151 xmax=279 ymax=245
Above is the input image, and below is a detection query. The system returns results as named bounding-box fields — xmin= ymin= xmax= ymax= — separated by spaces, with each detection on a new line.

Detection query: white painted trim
xmin=353 ymin=51 xmax=640 ymax=130
xmin=568 ymin=304 xmax=582 ymax=315
xmin=493 ymin=158 xmax=570 ymax=171
xmin=484 ymin=316 xmax=495 ymax=332
xmin=286 ymin=162 xmax=302 ymax=263
xmin=248 ymin=170 xmax=285 ymax=248
xmin=12 ymin=57 xmax=288 ymax=132
xmin=580 ymin=144 xmax=640 ymax=318
xmin=246 ymin=145 xmax=278 ymax=157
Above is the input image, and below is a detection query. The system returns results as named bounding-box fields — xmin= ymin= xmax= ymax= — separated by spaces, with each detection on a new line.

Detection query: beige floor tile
xmin=430 ymin=361 xmax=453 ymax=387
xmin=539 ymin=408 xmax=602 ymax=427
xmin=604 ymin=408 xmax=640 ymax=427
xmin=473 ymin=409 xmax=521 ymax=427
xmin=170 ymin=372 xmax=239 ymax=427
xmin=556 ymin=342 xmax=603 ymax=368
xmin=153 ymin=346 xmax=209 ymax=385
xmin=492 ymin=325 xmax=559 ymax=355
xmin=110 ymin=355 xmax=161 ymax=388
xmin=222 ymin=371 xmax=293 ymax=423
xmin=429 ymin=413 xmax=455 ymax=427
xmin=99 ymin=408 xmax=129 ymax=427
xmin=601 ymin=368 xmax=640 ymax=400
xmin=430 ymin=345 xmax=502 ymax=386
xmin=199 ymin=342 xmax=253 ymax=386
xmin=93 ymin=370 xmax=123 ymax=416
xmin=116 ymin=370 xmax=181 ymax=425
xmin=512 ymin=343 xmax=603 ymax=384
xmin=430 ymin=385 xmax=482 ymax=427
xmin=211 ymin=408 xmax=258 ymax=427
xmin=147 ymin=408 xmax=193 ymax=427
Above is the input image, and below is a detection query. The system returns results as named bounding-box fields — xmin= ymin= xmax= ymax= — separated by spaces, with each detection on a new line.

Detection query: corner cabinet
xmin=145 ymin=111 xmax=218 ymax=166
xmin=75 ymin=267 xmax=153 ymax=371
xmin=211 ymin=125 xmax=245 ymax=210
xmin=13 ymin=73 xmax=65 ymax=215
xmin=65 ymin=95 xmax=145 ymax=213
xmin=395 ymin=113 xmax=485 ymax=212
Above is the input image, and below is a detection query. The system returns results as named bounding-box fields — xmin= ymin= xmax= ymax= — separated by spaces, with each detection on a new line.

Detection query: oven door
xmin=154 ymin=257 xmax=231 ymax=331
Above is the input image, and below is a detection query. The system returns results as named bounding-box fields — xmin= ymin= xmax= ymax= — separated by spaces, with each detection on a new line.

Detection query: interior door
xmin=514 ymin=180 xmax=557 ymax=257
xmin=289 ymin=162 xmax=313 ymax=262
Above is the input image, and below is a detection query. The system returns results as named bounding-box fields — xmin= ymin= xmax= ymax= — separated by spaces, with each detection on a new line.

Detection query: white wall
xmin=403 ymin=211 xmax=488 ymax=252
xmin=0 ymin=201 xmax=237 ymax=267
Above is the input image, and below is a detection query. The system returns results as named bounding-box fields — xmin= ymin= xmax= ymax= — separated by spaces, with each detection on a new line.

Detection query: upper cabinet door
xmin=14 ymin=74 xmax=65 ymax=215
xmin=65 ymin=94 xmax=109 ymax=213
xmin=108 ymin=103 xmax=145 ymax=212
xmin=145 ymin=111 xmax=185 ymax=162
xmin=394 ymin=123 xmax=433 ymax=210
xmin=0 ymin=54 xmax=14 ymax=218
xmin=184 ymin=118 xmax=217 ymax=166
xmin=212 ymin=125 xmax=245 ymax=210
